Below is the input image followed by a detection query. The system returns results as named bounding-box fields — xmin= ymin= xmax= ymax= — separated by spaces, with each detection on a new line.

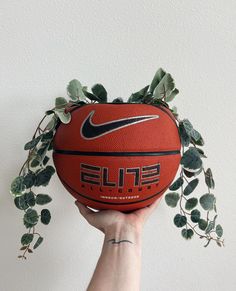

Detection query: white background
xmin=0 ymin=1 xmax=236 ymax=290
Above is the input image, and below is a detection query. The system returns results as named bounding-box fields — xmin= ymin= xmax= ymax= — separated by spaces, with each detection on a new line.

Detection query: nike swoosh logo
xmin=80 ymin=110 xmax=159 ymax=140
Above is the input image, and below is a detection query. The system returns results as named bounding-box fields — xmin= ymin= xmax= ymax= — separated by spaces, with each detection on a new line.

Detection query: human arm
xmin=75 ymin=197 xmax=162 ymax=291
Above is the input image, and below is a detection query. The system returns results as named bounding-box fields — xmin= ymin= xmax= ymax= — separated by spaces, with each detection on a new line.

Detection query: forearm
xmin=87 ymin=225 xmax=142 ymax=291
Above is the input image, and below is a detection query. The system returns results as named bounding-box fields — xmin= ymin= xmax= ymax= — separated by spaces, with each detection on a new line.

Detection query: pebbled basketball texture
xmin=53 ymin=103 xmax=181 ymax=212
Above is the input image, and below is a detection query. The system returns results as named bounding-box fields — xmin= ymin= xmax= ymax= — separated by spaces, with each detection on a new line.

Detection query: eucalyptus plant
xmin=10 ymin=68 xmax=224 ymax=260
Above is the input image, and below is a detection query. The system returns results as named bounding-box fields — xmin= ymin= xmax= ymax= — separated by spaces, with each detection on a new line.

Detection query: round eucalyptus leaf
xmin=204 ymin=168 xmax=215 ymax=189
xmin=14 ymin=195 xmax=29 ymax=210
xmin=205 ymin=221 xmax=214 ymax=234
xmin=55 ymin=108 xmax=71 ymax=124
xmin=23 ymin=172 xmax=36 ymax=189
xmin=191 ymin=129 xmax=201 ymax=141
xmin=199 ymin=194 xmax=216 ymax=211
xmin=185 ymin=198 xmax=198 ymax=210
xmin=183 ymin=178 xmax=199 ymax=196
xmin=150 ymin=68 xmax=166 ymax=94
xmin=178 ymin=122 xmax=191 ymax=147
xmin=41 ymin=130 xmax=54 ymax=142
xmin=169 ymin=177 xmax=184 ymax=191
xmin=10 ymin=176 xmax=26 ymax=197
xmin=182 ymin=119 xmax=193 ymax=135
xmin=164 ymin=88 xmax=179 ymax=102
xmin=21 ymin=233 xmax=34 ymax=246
xmin=181 ymin=228 xmax=194 ymax=240
xmin=36 ymin=194 xmax=52 ymax=205
xmin=43 ymin=156 xmax=50 ymax=166
xmin=190 ymin=209 xmax=201 ymax=223
xmin=165 ymin=192 xmax=180 ymax=208
xmin=33 ymin=236 xmax=44 ymax=249
xmin=55 ymin=97 xmax=68 ymax=109
xmin=180 ymin=147 xmax=202 ymax=171
xmin=91 ymin=83 xmax=107 ymax=103
xmin=24 ymin=135 xmax=41 ymax=151
xmin=198 ymin=219 xmax=208 ymax=230
xmin=25 ymin=191 xmax=35 ymax=207
xmin=35 ymin=166 xmax=55 ymax=187
xmin=216 ymin=224 xmax=223 ymax=238
xmin=45 ymin=115 xmax=58 ymax=131
xmin=174 ymin=214 xmax=187 ymax=228
xmin=24 ymin=208 xmax=39 ymax=225
xmin=67 ymin=79 xmax=86 ymax=101
xmin=41 ymin=209 xmax=51 ymax=225
xmin=112 ymin=97 xmax=124 ymax=103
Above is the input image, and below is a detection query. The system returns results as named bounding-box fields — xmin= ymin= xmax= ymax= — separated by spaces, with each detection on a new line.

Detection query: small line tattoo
xmin=107 ymin=239 xmax=133 ymax=245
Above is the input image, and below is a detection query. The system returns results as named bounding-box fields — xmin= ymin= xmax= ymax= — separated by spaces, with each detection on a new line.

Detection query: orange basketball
xmin=52 ymin=103 xmax=181 ymax=212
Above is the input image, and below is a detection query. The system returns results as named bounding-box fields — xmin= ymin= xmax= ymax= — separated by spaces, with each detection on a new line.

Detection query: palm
xmin=75 ymin=196 xmax=163 ymax=234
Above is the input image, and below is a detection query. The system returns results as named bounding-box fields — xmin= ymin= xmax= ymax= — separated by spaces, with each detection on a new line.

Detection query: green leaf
xmin=165 ymin=192 xmax=180 ymax=207
xmin=25 ymin=191 xmax=35 ymax=207
xmin=183 ymin=178 xmax=199 ymax=196
xmin=24 ymin=208 xmax=39 ymax=225
xmin=205 ymin=221 xmax=214 ymax=234
xmin=191 ymin=129 xmax=201 ymax=141
xmin=169 ymin=177 xmax=184 ymax=191
xmin=182 ymin=119 xmax=193 ymax=135
xmin=178 ymin=122 xmax=191 ymax=147
xmin=216 ymin=224 xmax=223 ymax=237
xmin=181 ymin=228 xmax=194 ymax=240
xmin=153 ymin=73 xmax=175 ymax=100
xmin=192 ymin=135 xmax=204 ymax=146
xmin=91 ymin=84 xmax=107 ymax=103
xmin=164 ymin=88 xmax=179 ymax=102
xmin=67 ymin=79 xmax=86 ymax=101
xmin=43 ymin=156 xmax=50 ymax=166
xmin=184 ymin=169 xmax=195 ymax=178
xmin=127 ymin=92 xmax=144 ymax=103
xmin=180 ymin=147 xmax=202 ymax=171
xmin=190 ymin=209 xmax=201 ymax=223
xmin=21 ymin=233 xmax=34 ymax=246
xmin=23 ymin=172 xmax=36 ymax=188
xmin=41 ymin=131 xmax=54 ymax=142
xmin=185 ymin=198 xmax=198 ymax=210
xmin=10 ymin=176 xmax=26 ymax=197
xmin=35 ymin=166 xmax=55 ymax=187
xmin=200 ymin=194 xmax=216 ymax=211
xmin=24 ymin=135 xmax=41 ymax=150
xmin=198 ymin=219 xmax=208 ymax=230
xmin=30 ymin=158 xmax=40 ymax=168
xmin=205 ymin=214 xmax=218 ymax=234
xmin=36 ymin=194 xmax=52 ymax=205
xmin=112 ymin=97 xmax=124 ymax=103
xmin=150 ymin=68 xmax=166 ymax=94
xmin=83 ymin=91 xmax=101 ymax=102
xmin=41 ymin=209 xmax=51 ymax=225
xmin=33 ymin=236 xmax=44 ymax=249
xmin=45 ymin=115 xmax=58 ymax=131
xmin=14 ymin=195 xmax=29 ymax=210
xmin=204 ymin=168 xmax=215 ymax=189
xmin=174 ymin=214 xmax=187 ymax=227
xmin=195 ymin=148 xmax=207 ymax=158
xmin=55 ymin=97 xmax=68 ymax=109
xmin=54 ymin=108 xmax=71 ymax=124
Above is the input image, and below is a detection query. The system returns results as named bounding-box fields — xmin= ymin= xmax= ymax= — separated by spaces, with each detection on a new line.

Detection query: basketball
xmin=52 ymin=103 xmax=181 ymax=212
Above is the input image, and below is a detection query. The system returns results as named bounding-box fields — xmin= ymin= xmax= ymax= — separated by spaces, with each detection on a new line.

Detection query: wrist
xmin=104 ymin=224 xmax=142 ymax=247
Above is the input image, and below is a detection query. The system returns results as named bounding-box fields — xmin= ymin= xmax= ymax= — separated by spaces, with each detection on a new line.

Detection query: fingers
xmin=133 ymin=195 xmax=163 ymax=221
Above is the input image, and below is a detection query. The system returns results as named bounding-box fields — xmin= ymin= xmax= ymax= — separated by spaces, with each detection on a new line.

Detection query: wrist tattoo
xmin=107 ymin=238 xmax=133 ymax=245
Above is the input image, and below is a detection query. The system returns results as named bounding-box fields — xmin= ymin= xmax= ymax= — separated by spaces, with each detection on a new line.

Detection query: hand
xmin=75 ymin=196 xmax=163 ymax=235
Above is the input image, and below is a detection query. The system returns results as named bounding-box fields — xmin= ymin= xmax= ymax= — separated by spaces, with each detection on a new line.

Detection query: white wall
xmin=0 ymin=1 xmax=235 ymax=290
